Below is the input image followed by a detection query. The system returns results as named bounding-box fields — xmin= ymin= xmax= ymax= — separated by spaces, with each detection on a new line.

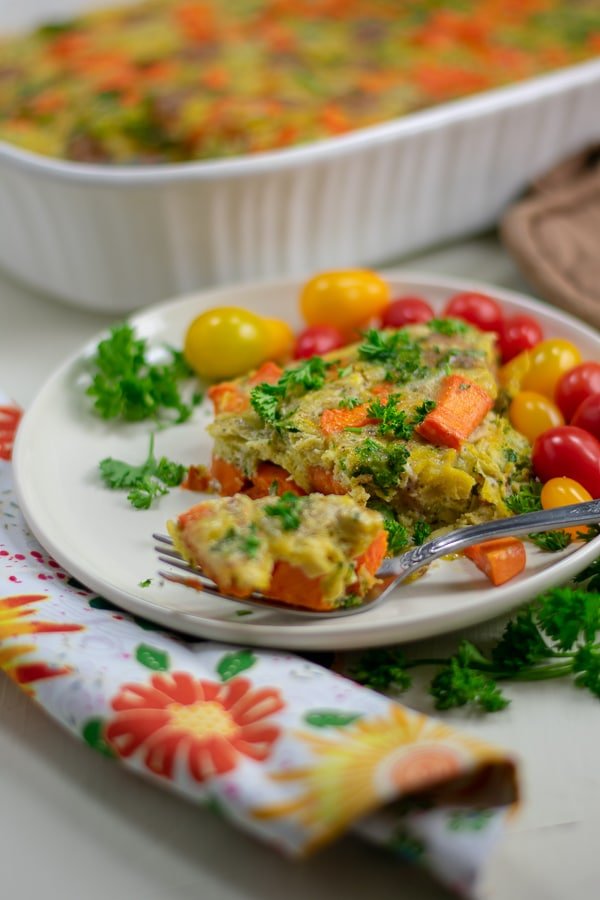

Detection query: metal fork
xmin=154 ymin=500 xmax=600 ymax=618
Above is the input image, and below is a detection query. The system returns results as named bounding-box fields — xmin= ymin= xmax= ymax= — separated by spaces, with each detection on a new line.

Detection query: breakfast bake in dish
xmin=1 ymin=0 xmax=598 ymax=163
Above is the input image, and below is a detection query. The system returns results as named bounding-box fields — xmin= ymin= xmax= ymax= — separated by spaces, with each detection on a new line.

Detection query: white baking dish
xmin=2 ymin=1 xmax=600 ymax=313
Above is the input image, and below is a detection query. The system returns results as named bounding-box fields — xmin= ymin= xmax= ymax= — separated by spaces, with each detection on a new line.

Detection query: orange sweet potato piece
xmin=211 ymin=456 xmax=247 ymax=495
xmin=177 ymin=502 xmax=212 ymax=530
xmin=264 ymin=562 xmax=330 ymax=610
xmin=354 ymin=530 xmax=388 ymax=576
xmin=207 ymin=382 xmax=249 ymax=414
xmin=308 ymin=466 xmax=348 ymax=495
xmin=416 ymin=375 xmax=493 ymax=450
xmin=245 ymin=462 xmax=306 ymax=499
xmin=463 ymin=537 xmax=526 ymax=586
xmin=247 ymin=361 xmax=284 ymax=386
xmin=320 ymin=403 xmax=372 ymax=435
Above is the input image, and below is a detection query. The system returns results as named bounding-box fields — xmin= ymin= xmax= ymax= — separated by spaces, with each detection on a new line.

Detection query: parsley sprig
xmin=99 ymin=434 xmax=186 ymax=509
xmin=348 ymin=574 xmax=600 ymax=713
xmin=250 ymin=357 xmax=328 ymax=427
xmin=87 ymin=324 xmax=196 ymax=423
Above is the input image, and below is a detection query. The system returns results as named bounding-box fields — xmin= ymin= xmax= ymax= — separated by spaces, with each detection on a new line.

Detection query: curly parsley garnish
xmin=250 ymin=357 xmax=328 ymax=426
xmin=87 ymin=324 xmax=196 ymax=423
xmin=99 ymin=434 xmax=186 ymax=509
xmin=505 ymin=482 xmax=543 ymax=514
xmin=358 ymin=329 xmax=429 ymax=384
xmin=412 ymin=520 xmax=432 ymax=546
xmin=528 ymin=531 xmax=572 ymax=552
xmin=352 ymin=438 xmax=410 ymax=493
xmin=348 ymin=575 xmax=600 ymax=713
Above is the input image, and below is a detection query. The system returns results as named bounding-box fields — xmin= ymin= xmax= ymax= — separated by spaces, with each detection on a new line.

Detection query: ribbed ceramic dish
xmin=2 ymin=1 xmax=600 ymax=313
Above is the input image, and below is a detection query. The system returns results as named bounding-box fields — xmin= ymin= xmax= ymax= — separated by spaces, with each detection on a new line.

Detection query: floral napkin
xmin=0 ymin=397 xmax=517 ymax=897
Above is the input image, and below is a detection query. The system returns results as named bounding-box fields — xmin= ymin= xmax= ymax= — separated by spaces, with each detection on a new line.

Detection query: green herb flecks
xmin=428 ymin=318 xmax=469 ymax=336
xmin=338 ymin=396 xmax=362 ymax=409
xmin=86 ymin=324 xmax=194 ymax=424
xmin=212 ymin=525 xmax=261 ymax=558
xmin=264 ymin=492 xmax=304 ymax=531
xmin=99 ymin=434 xmax=186 ymax=510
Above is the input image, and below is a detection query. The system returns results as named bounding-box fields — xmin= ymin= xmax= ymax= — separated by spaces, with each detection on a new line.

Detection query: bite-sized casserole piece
xmin=168 ymin=492 xmax=387 ymax=611
xmin=206 ymin=321 xmax=533 ymax=538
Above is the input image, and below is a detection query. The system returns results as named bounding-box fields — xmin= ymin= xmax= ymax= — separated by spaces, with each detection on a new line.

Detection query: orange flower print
xmin=0 ymin=406 xmax=22 ymax=461
xmin=106 ymin=672 xmax=284 ymax=781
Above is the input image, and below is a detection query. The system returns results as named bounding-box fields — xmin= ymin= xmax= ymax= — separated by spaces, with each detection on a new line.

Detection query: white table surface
xmin=2 ymin=235 xmax=599 ymax=900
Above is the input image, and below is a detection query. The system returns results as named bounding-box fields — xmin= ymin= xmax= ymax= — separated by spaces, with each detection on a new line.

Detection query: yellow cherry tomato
xmin=300 ymin=270 xmax=391 ymax=336
xmin=509 ymin=391 xmax=564 ymax=443
xmin=184 ymin=306 xmax=270 ymax=380
xmin=541 ymin=476 xmax=593 ymax=539
xmin=498 ymin=349 xmax=531 ymax=398
xmin=521 ymin=339 xmax=582 ymax=398
xmin=263 ymin=317 xmax=295 ymax=361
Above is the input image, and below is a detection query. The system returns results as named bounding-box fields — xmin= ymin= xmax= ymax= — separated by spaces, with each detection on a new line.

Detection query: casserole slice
xmin=168 ymin=492 xmax=387 ymax=611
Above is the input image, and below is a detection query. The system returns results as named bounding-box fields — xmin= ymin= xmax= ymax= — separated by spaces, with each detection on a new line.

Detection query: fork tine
xmin=157 ymin=554 xmax=215 ymax=584
xmin=153 ymin=533 xmax=174 ymax=546
xmin=155 ymin=545 xmax=190 ymax=561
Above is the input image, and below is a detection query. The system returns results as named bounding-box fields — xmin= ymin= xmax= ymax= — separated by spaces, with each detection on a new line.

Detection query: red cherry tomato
xmin=443 ymin=292 xmax=503 ymax=333
xmin=498 ymin=314 xmax=544 ymax=363
xmin=380 ymin=296 xmax=434 ymax=328
xmin=571 ymin=394 xmax=600 ymax=441
xmin=532 ymin=425 xmax=600 ymax=498
xmin=293 ymin=325 xmax=346 ymax=359
xmin=554 ymin=362 xmax=600 ymax=421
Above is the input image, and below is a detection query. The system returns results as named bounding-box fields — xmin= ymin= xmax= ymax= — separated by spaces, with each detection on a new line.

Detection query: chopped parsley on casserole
xmin=206 ymin=321 xmax=533 ymax=539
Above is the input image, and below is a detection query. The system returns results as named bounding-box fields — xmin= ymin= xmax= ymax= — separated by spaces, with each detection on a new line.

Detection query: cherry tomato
xmin=554 ymin=362 xmax=600 ymax=421
xmin=293 ymin=325 xmax=346 ymax=359
xmin=184 ymin=306 xmax=270 ymax=380
xmin=380 ymin=296 xmax=434 ymax=328
xmin=300 ymin=270 xmax=390 ymax=336
xmin=571 ymin=394 xmax=600 ymax=441
xmin=521 ymin=339 xmax=582 ymax=399
xmin=532 ymin=425 xmax=600 ymax=498
xmin=443 ymin=291 xmax=503 ymax=333
xmin=541 ymin=476 xmax=593 ymax=539
xmin=498 ymin=314 xmax=543 ymax=362
xmin=263 ymin=317 xmax=295 ymax=361
xmin=509 ymin=391 xmax=564 ymax=443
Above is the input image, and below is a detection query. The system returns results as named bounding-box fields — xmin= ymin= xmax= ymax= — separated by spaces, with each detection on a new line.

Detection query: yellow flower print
xmin=252 ymin=703 xmax=509 ymax=851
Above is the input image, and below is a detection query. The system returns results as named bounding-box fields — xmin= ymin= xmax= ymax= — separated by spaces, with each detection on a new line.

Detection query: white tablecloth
xmin=2 ymin=234 xmax=599 ymax=900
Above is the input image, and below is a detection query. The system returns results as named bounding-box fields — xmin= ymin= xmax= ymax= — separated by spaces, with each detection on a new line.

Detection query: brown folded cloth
xmin=501 ymin=146 xmax=600 ymax=330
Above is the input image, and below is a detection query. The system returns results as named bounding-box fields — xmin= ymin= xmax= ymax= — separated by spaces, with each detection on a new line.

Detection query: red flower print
xmin=105 ymin=672 xmax=284 ymax=781
xmin=0 ymin=406 xmax=22 ymax=461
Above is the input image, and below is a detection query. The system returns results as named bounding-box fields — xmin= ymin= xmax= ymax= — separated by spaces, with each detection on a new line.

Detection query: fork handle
xmin=377 ymin=499 xmax=600 ymax=579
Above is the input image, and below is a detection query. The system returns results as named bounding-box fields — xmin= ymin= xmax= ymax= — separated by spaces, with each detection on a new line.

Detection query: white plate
xmin=13 ymin=271 xmax=600 ymax=650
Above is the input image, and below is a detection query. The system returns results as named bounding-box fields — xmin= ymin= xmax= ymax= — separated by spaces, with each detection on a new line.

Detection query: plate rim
xmin=13 ymin=269 xmax=600 ymax=650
